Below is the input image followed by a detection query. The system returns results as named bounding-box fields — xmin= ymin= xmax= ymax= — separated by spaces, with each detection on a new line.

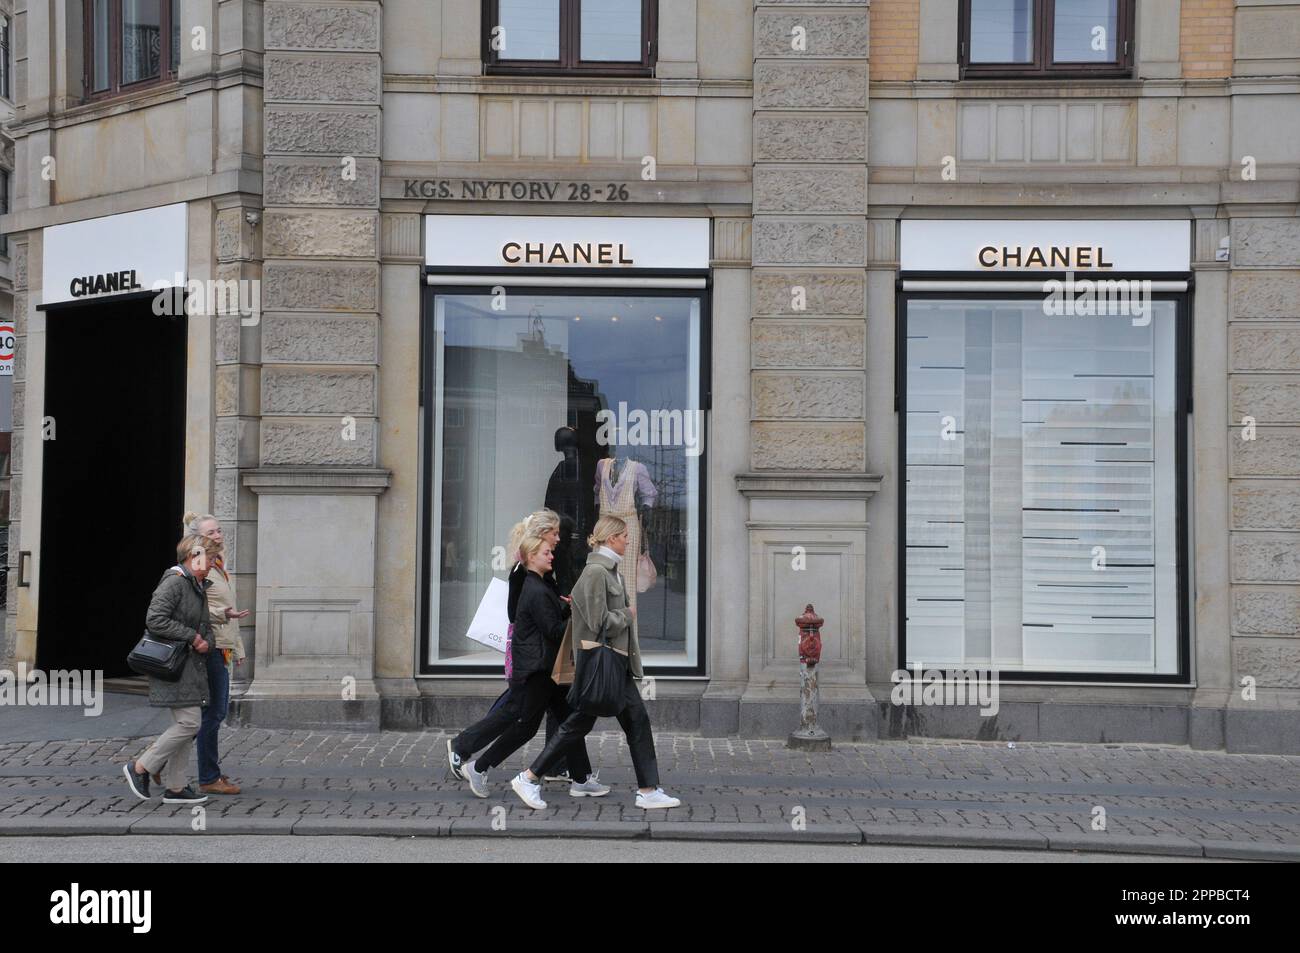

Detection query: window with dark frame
xmin=483 ymin=0 xmax=656 ymax=77
xmin=1 ymin=15 xmax=10 ymax=100
xmin=0 ymin=169 xmax=8 ymax=257
xmin=960 ymin=0 xmax=1134 ymax=78
xmin=84 ymin=0 xmax=181 ymax=100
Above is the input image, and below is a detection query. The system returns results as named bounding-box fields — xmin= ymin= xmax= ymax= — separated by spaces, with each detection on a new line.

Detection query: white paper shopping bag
xmin=465 ymin=576 xmax=509 ymax=652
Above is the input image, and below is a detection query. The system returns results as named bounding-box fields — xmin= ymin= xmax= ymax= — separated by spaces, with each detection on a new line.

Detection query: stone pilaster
xmin=742 ymin=1 xmax=878 ymax=740
xmin=3 ymin=240 xmax=27 ymax=668
xmin=240 ymin=1 xmax=387 ymax=728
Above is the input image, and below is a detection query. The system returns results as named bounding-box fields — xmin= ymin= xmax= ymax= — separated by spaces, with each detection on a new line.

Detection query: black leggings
xmin=470 ymin=672 xmax=593 ymax=781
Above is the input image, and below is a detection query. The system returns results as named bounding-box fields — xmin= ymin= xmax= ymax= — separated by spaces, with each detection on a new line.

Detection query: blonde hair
xmin=176 ymin=534 xmax=212 ymax=565
xmin=506 ymin=509 xmax=561 ymax=564
xmin=517 ymin=534 xmax=553 ymax=568
xmin=183 ymin=511 xmax=220 ymax=536
xmin=588 ymin=516 xmax=627 ymax=550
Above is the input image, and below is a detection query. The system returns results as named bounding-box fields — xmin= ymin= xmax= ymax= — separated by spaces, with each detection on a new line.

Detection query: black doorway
xmin=36 ymin=296 xmax=187 ymax=676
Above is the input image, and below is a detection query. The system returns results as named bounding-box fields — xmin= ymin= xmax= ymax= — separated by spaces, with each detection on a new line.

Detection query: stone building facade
xmin=1 ymin=1 xmax=1297 ymax=752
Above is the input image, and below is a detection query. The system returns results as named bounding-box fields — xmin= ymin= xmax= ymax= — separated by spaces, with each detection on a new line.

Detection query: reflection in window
xmin=428 ymin=293 xmax=702 ymax=670
xmin=93 ymin=0 xmax=112 ymax=91
xmin=121 ymin=0 xmax=162 ymax=85
xmin=170 ymin=0 xmax=180 ymax=72
xmin=1053 ymin=0 xmax=1119 ymax=63
xmin=904 ymin=299 xmax=1180 ymax=675
xmin=969 ymin=0 xmax=1034 ymax=63
xmin=497 ymin=0 xmax=561 ymax=61
xmin=581 ymin=0 xmax=643 ymax=61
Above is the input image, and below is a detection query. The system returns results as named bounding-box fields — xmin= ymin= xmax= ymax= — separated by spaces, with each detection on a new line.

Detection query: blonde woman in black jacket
xmin=454 ymin=535 xmax=607 ymax=803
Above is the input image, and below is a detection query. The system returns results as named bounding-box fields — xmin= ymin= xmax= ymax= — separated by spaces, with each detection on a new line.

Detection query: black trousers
xmin=454 ymin=684 xmax=569 ymax=774
xmin=467 ymin=672 xmax=593 ymax=780
xmin=530 ymin=675 xmax=660 ymax=790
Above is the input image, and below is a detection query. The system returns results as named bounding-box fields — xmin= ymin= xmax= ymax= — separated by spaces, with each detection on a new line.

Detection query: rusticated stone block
xmin=215 ymin=365 xmax=241 ymax=417
xmin=1232 ymin=271 xmax=1300 ymax=318
xmin=215 ymin=418 xmax=243 ymax=468
xmin=1231 ymin=427 xmax=1300 ymax=476
xmin=215 ymin=208 xmax=248 ymax=262
xmin=13 ymin=244 xmax=27 ymax=290
xmin=266 ymin=106 xmax=380 ymax=155
xmin=753 ymin=167 xmax=866 ymax=214
xmin=262 ymin=368 xmax=377 ymax=415
xmin=12 ymin=293 xmax=25 ymax=336
xmin=753 ymin=372 xmax=865 ymax=419
xmin=216 ymin=314 xmax=242 ymax=364
xmin=753 ymin=271 xmax=865 ymax=316
xmin=265 ymin=1 xmax=380 ymax=52
xmin=754 ymin=12 xmax=869 ymax=58
xmin=753 ymin=320 xmax=866 ymax=368
xmin=1234 ymin=640 xmax=1300 ymax=689
xmin=265 ymin=156 xmax=381 ymax=206
xmin=263 ymin=261 xmax=379 ymax=312
xmin=262 ymin=313 xmax=379 ymax=364
xmin=754 ymin=63 xmax=868 ymax=110
xmin=1234 ymin=219 xmax=1300 ymax=267
xmin=1232 ymin=326 xmax=1300 ymax=371
xmin=1232 ymin=481 xmax=1300 ymax=530
xmin=755 ymin=115 xmax=867 ymax=161
xmin=214 ymin=468 xmax=239 ymax=520
xmin=1231 ymin=378 xmax=1300 ymax=423
xmin=10 ymin=438 xmax=21 ymax=476
xmin=752 ymin=421 xmax=866 ymax=470
xmin=264 ymin=210 xmax=379 ymax=259
xmin=1232 ymin=533 xmax=1300 ymax=582
xmin=11 ymin=385 xmax=23 ymax=432
xmin=264 ymin=53 xmax=380 ymax=103
xmin=1233 ymin=586 xmax=1300 ymax=635
xmin=261 ymin=417 xmax=376 ymax=466
xmin=753 ymin=220 xmax=866 ymax=266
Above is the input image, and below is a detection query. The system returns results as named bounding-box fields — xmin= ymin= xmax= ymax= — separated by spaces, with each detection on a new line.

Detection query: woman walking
xmin=123 ymin=535 xmax=217 ymax=804
xmin=453 ymin=534 xmax=607 ymax=801
xmin=513 ymin=516 xmax=681 ymax=810
xmin=184 ymin=512 xmax=250 ymax=796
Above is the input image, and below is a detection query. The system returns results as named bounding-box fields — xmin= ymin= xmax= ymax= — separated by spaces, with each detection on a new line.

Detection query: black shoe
xmin=162 ymin=786 xmax=208 ymax=804
xmin=123 ymin=761 xmax=151 ymax=800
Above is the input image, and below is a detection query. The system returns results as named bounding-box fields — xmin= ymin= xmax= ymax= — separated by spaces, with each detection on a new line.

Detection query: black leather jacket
xmin=510 ymin=571 xmax=571 ymax=682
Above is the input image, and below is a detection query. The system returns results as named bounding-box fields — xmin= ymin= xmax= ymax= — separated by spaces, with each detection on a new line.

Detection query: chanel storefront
xmin=419 ymin=215 xmax=712 ymax=677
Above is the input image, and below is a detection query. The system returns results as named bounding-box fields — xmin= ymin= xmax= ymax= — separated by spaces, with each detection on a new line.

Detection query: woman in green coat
xmin=122 ymin=535 xmax=215 ymax=804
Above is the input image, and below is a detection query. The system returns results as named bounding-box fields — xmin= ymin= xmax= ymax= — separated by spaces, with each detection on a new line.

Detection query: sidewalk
xmin=2 ymin=717 xmax=1299 ymax=860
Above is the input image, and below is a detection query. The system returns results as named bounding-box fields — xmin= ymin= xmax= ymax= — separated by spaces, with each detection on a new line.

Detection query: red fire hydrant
xmin=788 ymin=604 xmax=831 ymax=751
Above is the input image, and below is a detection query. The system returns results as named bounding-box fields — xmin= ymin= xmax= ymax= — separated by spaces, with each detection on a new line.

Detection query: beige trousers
xmin=138 ymin=706 xmax=201 ymax=792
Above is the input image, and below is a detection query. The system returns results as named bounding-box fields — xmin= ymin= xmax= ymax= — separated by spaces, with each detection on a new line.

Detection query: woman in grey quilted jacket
xmin=122 ymin=535 xmax=216 ymax=804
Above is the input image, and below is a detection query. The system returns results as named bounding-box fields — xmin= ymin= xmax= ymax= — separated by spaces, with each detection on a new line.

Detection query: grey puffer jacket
xmin=144 ymin=567 xmax=213 ymax=708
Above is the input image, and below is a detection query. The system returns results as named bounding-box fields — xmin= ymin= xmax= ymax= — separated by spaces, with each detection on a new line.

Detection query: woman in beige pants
xmin=124 ymin=536 xmax=217 ymax=804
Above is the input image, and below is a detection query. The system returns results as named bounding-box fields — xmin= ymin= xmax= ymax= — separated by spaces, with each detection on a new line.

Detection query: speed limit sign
xmin=0 ymin=323 xmax=13 ymax=376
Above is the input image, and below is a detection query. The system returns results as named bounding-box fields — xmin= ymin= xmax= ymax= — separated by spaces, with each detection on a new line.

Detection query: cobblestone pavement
xmin=2 ymin=727 xmax=1299 ymax=860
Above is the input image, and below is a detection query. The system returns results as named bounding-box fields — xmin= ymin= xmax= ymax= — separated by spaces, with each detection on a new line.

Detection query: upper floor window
xmin=483 ymin=0 xmax=656 ymax=77
xmin=84 ymin=0 xmax=180 ymax=100
xmin=1 ymin=15 xmax=11 ymax=100
xmin=960 ymin=0 xmax=1134 ymax=78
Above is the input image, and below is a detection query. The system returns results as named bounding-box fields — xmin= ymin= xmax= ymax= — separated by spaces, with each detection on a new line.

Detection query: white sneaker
xmin=568 ymin=772 xmax=611 ymax=798
xmin=446 ymin=739 xmax=465 ymax=781
xmin=463 ymin=759 xmax=489 ymax=798
xmin=635 ymin=788 xmax=681 ymax=810
xmin=510 ymin=773 xmax=548 ymax=810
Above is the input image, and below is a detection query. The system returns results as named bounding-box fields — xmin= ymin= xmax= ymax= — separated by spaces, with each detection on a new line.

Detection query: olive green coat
xmin=144 ymin=567 xmax=213 ymax=708
xmin=569 ymin=550 xmax=642 ymax=679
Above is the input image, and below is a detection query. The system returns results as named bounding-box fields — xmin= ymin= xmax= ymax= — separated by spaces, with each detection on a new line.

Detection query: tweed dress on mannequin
xmin=596 ymin=456 xmax=657 ymax=617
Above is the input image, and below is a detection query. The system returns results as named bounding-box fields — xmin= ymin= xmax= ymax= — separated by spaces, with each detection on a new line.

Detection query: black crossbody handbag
xmin=567 ymin=575 xmax=630 ymax=717
xmin=127 ymin=630 xmax=189 ymax=681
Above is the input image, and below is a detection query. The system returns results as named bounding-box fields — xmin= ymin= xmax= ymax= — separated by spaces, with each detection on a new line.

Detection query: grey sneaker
xmin=569 ymin=773 xmax=611 ymax=798
xmin=463 ymin=759 xmax=489 ymax=798
xmin=162 ymin=786 xmax=208 ymax=805
xmin=510 ymin=773 xmax=547 ymax=810
xmin=446 ymin=739 xmax=465 ymax=781
xmin=123 ymin=761 xmax=151 ymax=800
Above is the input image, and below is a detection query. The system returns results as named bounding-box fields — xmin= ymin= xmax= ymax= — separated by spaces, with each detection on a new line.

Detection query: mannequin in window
xmin=543 ymin=426 xmax=591 ymax=595
xmin=594 ymin=446 xmax=657 ymax=616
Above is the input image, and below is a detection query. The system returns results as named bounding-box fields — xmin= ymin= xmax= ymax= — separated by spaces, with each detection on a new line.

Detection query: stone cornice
xmin=736 ymin=472 xmax=884 ymax=500
xmin=243 ymin=468 xmax=393 ymax=496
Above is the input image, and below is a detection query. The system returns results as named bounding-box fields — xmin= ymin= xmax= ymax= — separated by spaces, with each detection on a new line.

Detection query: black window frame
xmin=418 ymin=279 xmax=710 ymax=678
xmin=895 ymin=283 xmax=1192 ymax=684
xmin=959 ymin=0 xmax=1135 ymax=79
xmin=1 ymin=15 xmax=11 ymax=100
xmin=483 ymin=0 xmax=657 ymax=78
xmin=82 ymin=0 xmax=180 ymax=102
xmin=0 ymin=168 xmax=9 ymax=257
